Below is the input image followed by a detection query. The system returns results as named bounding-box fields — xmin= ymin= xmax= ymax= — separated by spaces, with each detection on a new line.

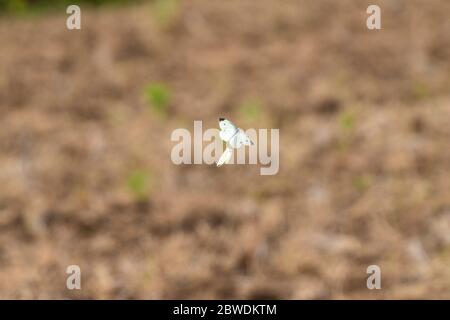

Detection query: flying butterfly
xmin=216 ymin=118 xmax=254 ymax=166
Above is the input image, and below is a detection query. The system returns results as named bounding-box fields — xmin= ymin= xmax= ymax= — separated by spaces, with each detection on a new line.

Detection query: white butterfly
xmin=216 ymin=118 xmax=254 ymax=166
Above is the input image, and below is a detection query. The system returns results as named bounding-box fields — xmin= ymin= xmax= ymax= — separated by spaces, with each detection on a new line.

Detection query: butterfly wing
xmin=219 ymin=119 xmax=238 ymax=142
xmin=216 ymin=147 xmax=233 ymax=166
xmin=228 ymin=129 xmax=254 ymax=148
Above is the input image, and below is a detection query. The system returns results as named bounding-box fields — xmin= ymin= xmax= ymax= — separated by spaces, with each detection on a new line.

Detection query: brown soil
xmin=0 ymin=0 xmax=450 ymax=299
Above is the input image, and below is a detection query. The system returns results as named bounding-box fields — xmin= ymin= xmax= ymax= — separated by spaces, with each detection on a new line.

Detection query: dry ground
xmin=0 ymin=0 xmax=450 ymax=298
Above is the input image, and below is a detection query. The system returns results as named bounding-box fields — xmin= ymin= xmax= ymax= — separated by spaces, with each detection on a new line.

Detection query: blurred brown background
xmin=0 ymin=0 xmax=450 ymax=299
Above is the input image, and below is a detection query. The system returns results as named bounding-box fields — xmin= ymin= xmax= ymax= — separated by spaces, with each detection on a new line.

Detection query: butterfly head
xmin=219 ymin=118 xmax=231 ymax=130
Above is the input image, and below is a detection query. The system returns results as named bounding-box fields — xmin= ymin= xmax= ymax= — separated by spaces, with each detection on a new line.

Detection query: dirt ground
xmin=0 ymin=0 xmax=450 ymax=299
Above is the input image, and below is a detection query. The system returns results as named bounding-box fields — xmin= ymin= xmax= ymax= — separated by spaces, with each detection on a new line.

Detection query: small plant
xmin=126 ymin=169 xmax=152 ymax=200
xmin=144 ymin=82 xmax=171 ymax=117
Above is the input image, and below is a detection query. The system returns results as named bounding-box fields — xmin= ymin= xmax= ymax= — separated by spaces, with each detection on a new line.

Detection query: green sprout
xmin=144 ymin=82 xmax=171 ymax=117
xmin=126 ymin=169 xmax=152 ymax=200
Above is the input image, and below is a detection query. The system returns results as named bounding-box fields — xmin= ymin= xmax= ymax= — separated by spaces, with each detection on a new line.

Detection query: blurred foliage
xmin=352 ymin=174 xmax=373 ymax=192
xmin=0 ymin=0 xmax=141 ymax=14
xmin=411 ymin=80 xmax=431 ymax=100
xmin=0 ymin=0 xmax=26 ymax=12
xmin=339 ymin=111 xmax=356 ymax=132
xmin=144 ymin=82 xmax=171 ymax=117
xmin=238 ymin=98 xmax=264 ymax=122
xmin=150 ymin=0 xmax=180 ymax=29
xmin=126 ymin=169 xmax=152 ymax=200
xmin=337 ymin=110 xmax=357 ymax=151
xmin=106 ymin=106 xmax=125 ymax=127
